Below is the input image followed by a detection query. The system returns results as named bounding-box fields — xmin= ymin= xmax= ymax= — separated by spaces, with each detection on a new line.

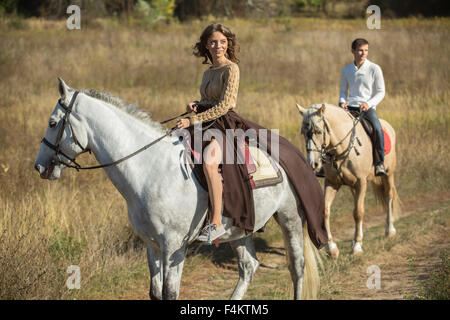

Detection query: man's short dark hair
xmin=351 ymin=38 xmax=369 ymax=50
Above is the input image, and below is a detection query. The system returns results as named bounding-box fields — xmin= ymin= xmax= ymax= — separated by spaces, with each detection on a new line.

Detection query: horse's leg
xmin=161 ymin=245 xmax=186 ymax=300
xmin=351 ymin=179 xmax=367 ymax=255
xmin=385 ymin=174 xmax=397 ymax=237
xmin=146 ymin=243 xmax=163 ymax=300
xmin=229 ymin=236 xmax=259 ymax=300
xmin=324 ymin=179 xmax=340 ymax=259
xmin=273 ymin=210 xmax=305 ymax=300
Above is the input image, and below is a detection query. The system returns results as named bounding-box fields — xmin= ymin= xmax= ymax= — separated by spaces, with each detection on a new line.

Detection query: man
xmin=339 ymin=38 xmax=387 ymax=176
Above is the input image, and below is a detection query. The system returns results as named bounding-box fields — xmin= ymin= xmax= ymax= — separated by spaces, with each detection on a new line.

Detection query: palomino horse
xmin=296 ymin=103 xmax=400 ymax=258
xmin=34 ymin=78 xmax=321 ymax=299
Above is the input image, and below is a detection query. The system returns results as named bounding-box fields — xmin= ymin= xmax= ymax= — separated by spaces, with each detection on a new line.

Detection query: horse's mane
xmin=302 ymin=102 xmax=348 ymax=134
xmin=81 ymin=89 xmax=166 ymax=133
xmin=308 ymin=103 xmax=341 ymax=113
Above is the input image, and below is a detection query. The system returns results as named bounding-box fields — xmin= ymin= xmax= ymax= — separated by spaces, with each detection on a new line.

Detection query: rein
xmin=40 ymin=91 xmax=192 ymax=171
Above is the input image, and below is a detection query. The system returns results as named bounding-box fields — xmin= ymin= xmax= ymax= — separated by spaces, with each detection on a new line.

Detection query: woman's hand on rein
xmin=186 ymin=102 xmax=198 ymax=113
xmin=176 ymin=118 xmax=191 ymax=129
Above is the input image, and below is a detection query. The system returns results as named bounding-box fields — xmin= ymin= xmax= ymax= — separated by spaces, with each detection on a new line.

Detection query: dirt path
xmin=336 ymin=224 xmax=448 ymax=299
xmin=116 ymin=193 xmax=450 ymax=300
xmin=320 ymin=203 xmax=449 ymax=299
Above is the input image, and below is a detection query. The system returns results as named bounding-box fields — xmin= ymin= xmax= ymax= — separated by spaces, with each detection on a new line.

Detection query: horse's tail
xmin=301 ymin=222 xmax=322 ymax=300
xmin=371 ymin=177 xmax=401 ymax=220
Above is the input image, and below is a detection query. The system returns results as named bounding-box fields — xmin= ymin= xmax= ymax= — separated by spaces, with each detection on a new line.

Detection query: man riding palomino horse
xmin=319 ymin=38 xmax=386 ymax=177
xmin=296 ymin=38 xmax=400 ymax=258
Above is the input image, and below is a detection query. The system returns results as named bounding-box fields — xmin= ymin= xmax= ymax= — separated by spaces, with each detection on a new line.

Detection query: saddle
xmin=245 ymin=143 xmax=284 ymax=189
xmin=187 ymin=104 xmax=282 ymax=187
xmin=347 ymin=107 xmax=391 ymax=164
xmin=187 ymin=140 xmax=283 ymax=192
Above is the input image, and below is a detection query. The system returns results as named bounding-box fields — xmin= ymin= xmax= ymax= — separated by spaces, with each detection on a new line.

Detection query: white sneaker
xmin=375 ymin=163 xmax=387 ymax=176
xmin=197 ymin=223 xmax=225 ymax=243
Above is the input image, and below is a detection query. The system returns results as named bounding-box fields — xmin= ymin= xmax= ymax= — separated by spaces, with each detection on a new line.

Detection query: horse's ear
xmin=58 ymin=77 xmax=69 ymax=99
xmin=296 ymin=104 xmax=306 ymax=117
xmin=319 ymin=103 xmax=326 ymax=115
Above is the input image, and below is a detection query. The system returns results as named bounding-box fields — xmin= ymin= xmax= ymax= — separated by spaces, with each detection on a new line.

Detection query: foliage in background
xmin=135 ymin=0 xmax=175 ymax=22
xmin=2 ymin=0 xmax=448 ymax=20
xmin=174 ymin=0 xmax=357 ymax=19
xmin=0 ymin=0 xmax=107 ymax=18
xmin=368 ymin=0 xmax=450 ymax=18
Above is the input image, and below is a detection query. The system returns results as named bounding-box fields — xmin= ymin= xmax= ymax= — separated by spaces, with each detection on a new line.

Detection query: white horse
xmin=296 ymin=103 xmax=400 ymax=258
xmin=34 ymin=78 xmax=321 ymax=300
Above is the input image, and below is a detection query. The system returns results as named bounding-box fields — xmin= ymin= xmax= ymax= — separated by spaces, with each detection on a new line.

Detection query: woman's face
xmin=207 ymin=31 xmax=228 ymax=62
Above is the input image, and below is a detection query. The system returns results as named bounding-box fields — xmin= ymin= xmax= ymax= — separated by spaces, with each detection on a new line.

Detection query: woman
xmin=176 ymin=23 xmax=327 ymax=249
xmin=176 ymin=23 xmax=239 ymax=242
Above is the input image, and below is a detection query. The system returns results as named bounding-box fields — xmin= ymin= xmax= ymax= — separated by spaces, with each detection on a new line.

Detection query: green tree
xmin=369 ymin=0 xmax=450 ymax=17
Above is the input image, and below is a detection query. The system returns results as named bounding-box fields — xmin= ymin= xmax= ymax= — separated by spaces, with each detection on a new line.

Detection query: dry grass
xmin=0 ymin=16 xmax=449 ymax=299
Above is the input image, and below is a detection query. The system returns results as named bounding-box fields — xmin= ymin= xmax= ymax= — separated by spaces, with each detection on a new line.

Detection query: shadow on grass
xmin=186 ymin=237 xmax=286 ymax=268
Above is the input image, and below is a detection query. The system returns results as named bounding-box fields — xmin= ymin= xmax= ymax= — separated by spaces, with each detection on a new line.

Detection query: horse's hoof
xmin=351 ymin=242 xmax=363 ymax=255
xmin=330 ymin=247 xmax=340 ymax=259
xmin=327 ymin=242 xmax=339 ymax=259
xmin=385 ymin=228 xmax=396 ymax=238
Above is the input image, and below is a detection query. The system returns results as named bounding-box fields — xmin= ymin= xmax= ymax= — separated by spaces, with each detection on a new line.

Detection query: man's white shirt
xmin=339 ymin=59 xmax=385 ymax=109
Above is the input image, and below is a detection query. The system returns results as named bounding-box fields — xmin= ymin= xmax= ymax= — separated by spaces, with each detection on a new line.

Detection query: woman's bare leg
xmin=203 ymin=138 xmax=223 ymax=227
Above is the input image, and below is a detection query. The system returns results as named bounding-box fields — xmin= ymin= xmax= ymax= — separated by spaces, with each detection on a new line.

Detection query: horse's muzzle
xmin=34 ymin=162 xmax=54 ymax=179
xmin=34 ymin=163 xmax=45 ymax=175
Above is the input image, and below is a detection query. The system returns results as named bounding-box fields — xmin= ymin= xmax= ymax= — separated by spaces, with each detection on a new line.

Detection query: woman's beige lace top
xmin=189 ymin=62 xmax=240 ymax=125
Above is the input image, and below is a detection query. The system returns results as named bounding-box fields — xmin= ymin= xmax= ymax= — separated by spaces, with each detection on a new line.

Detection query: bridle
xmin=305 ymin=111 xmax=364 ymax=178
xmin=41 ymin=91 xmax=88 ymax=170
xmin=305 ymin=115 xmax=331 ymax=161
xmin=40 ymin=91 xmax=191 ymax=171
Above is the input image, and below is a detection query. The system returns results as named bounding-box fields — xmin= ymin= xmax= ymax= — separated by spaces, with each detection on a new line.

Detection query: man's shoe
xmin=197 ymin=223 xmax=225 ymax=243
xmin=315 ymin=168 xmax=325 ymax=178
xmin=375 ymin=163 xmax=387 ymax=176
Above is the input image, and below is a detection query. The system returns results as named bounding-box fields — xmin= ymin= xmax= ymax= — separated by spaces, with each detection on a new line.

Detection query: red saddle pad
xmin=383 ymin=129 xmax=391 ymax=155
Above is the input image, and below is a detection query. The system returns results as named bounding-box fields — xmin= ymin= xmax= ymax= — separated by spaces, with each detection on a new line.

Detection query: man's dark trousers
xmin=364 ymin=108 xmax=385 ymax=165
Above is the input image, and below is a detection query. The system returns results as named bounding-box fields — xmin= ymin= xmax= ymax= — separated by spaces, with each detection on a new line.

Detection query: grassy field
xmin=0 ymin=16 xmax=449 ymax=299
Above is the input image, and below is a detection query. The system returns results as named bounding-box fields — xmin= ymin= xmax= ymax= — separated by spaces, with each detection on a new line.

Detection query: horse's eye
xmin=49 ymin=120 xmax=57 ymax=128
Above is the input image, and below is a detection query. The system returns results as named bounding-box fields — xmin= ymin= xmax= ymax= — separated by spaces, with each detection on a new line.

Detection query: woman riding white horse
xmin=34 ymin=76 xmax=323 ymax=299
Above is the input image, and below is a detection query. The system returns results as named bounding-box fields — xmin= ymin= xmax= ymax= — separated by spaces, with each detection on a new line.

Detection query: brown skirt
xmin=187 ymin=110 xmax=328 ymax=249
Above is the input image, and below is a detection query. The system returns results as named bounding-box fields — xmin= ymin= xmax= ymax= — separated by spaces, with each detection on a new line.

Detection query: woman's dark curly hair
xmin=193 ymin=23 xmax=240 ymax=65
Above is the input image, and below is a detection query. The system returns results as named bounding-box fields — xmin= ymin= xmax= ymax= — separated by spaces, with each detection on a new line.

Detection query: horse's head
xmin=296 ymin=103 xmax=331 ymax=172
xmin=34 ymin=78 xmax=89 ymax=180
